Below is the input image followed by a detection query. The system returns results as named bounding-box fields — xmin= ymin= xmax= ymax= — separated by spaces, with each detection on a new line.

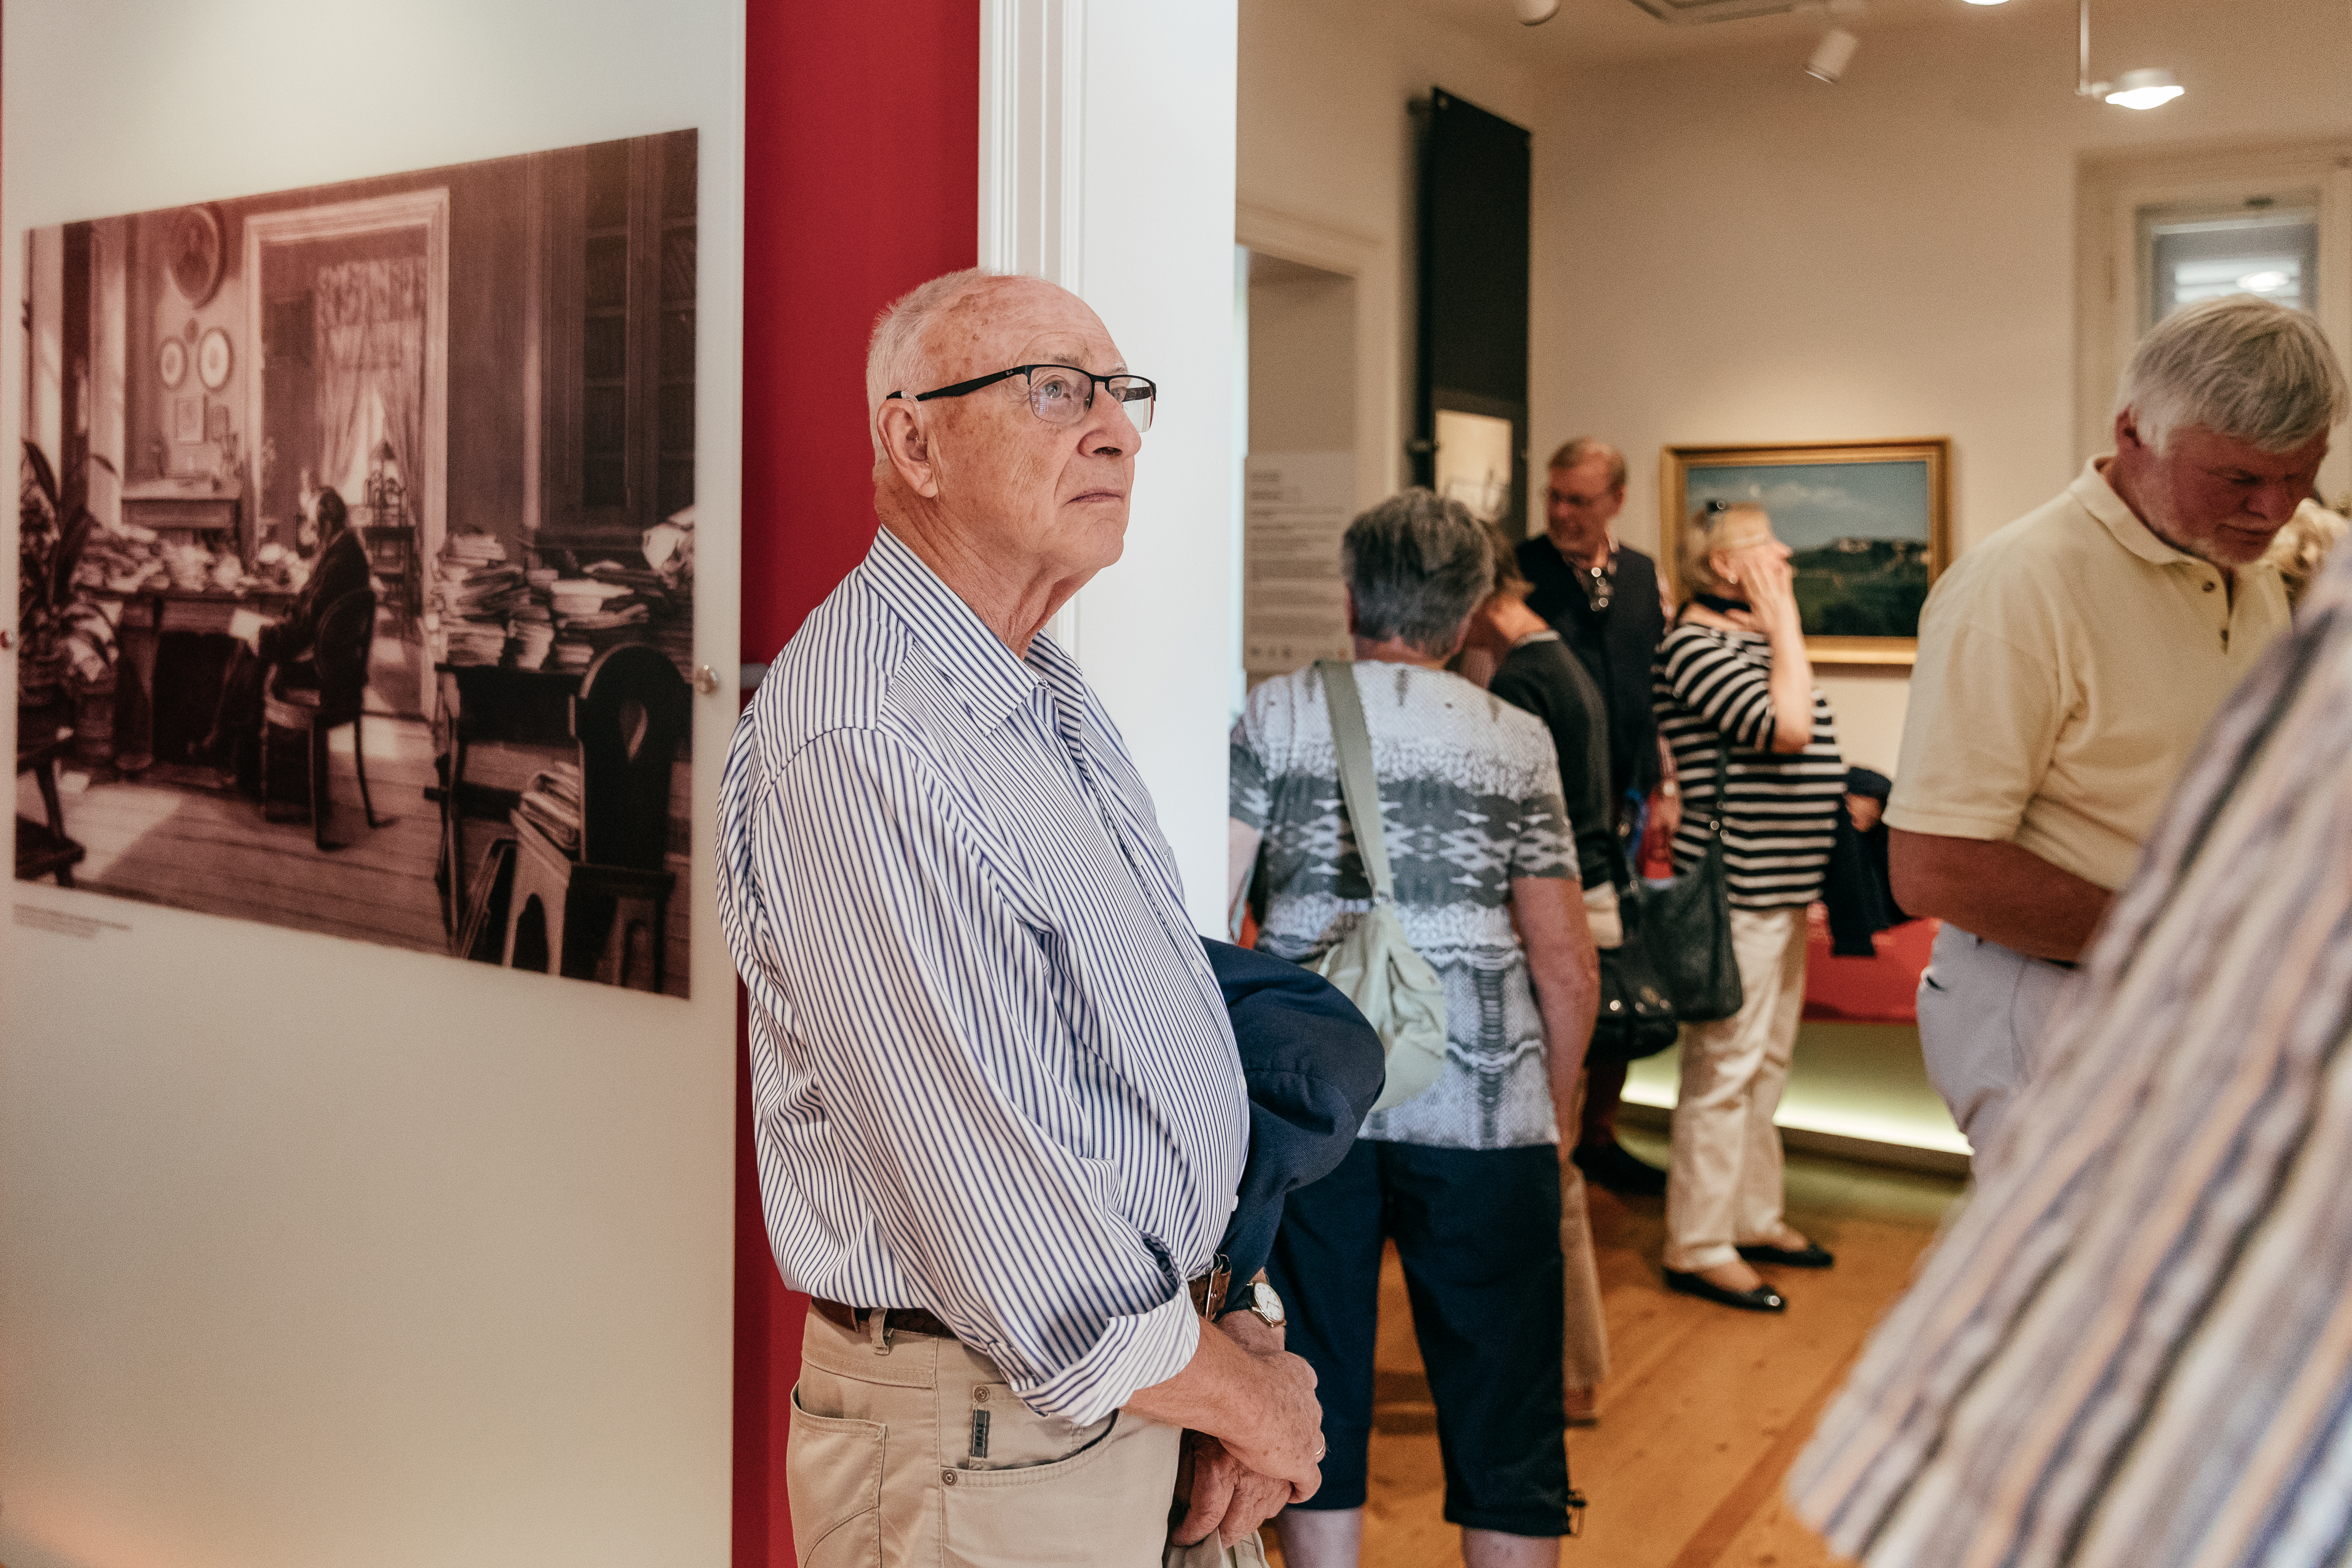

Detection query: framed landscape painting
xmin=1661 ymin=438 xmax=1952 ymax=665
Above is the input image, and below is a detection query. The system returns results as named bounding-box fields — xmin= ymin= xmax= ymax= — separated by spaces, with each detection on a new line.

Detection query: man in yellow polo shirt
xmin=1888 ymin=295 xmax=2346 ymax=1164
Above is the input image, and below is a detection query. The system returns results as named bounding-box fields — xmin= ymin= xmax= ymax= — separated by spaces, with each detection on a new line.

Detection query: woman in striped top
xmin=1651 ymin=502 xmax=1845 ymax=1312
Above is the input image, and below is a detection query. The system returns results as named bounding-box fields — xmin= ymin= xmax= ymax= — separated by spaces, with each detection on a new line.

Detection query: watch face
xmin=1249 ymin=1281 xmax=1286 ymax=1326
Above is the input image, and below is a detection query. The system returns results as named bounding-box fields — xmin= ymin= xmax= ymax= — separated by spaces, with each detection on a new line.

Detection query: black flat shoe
xmin=1737 ymin=1242 xmax=1836 ymax=1269
xmin=1664 ymin=1269 xmax=1787 ymax=1313
xmin=1572 ymin=1139 xmax=1669 ymax=1196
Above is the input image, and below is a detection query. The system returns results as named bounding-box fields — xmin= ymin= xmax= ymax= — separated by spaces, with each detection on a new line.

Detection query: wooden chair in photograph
xmin=360 ymin=520 xmax=420 ymax=641
xmin=15 ymin=698 xmax=85 ymax=887
xmin=261 ymin=588 xmax=387 ymax=851
xmin=500 ymin=643 xmax=686 ymax=992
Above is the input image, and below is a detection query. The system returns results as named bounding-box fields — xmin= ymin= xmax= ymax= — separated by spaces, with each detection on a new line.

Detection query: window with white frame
xmin=2078 ymin=143 xmax=2352 ymax=509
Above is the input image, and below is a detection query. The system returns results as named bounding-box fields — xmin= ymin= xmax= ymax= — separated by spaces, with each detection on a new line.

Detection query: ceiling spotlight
xmin=1806 ymin=28 xmax=1859 ymax=82
xmin=2076 ymin=0 xmax=2183 ymax=109
xmin=2102 ymin=66 xmax=2184 ymax=109
xmin=1961 ymin=0 xmax=2007 ymax=6
xmin=1514 ymin=0 xmax=1561 ymax=22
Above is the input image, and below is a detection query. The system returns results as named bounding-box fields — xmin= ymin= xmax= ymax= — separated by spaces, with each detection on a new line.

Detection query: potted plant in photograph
xmin=16 ymin=442 xmax=121 ymax=745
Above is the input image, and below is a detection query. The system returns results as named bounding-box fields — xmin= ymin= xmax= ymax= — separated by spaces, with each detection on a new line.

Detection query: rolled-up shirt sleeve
xmin=747 ymin=727 xmax=1201 ymax=1425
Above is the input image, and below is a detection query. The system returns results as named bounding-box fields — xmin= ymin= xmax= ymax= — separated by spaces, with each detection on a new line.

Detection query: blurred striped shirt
xmin=716 ymin=528 xmax=1247 ymax=1426
xmin=1792 ymin=551 xmax=2352 ymax=1568
xmin=1653 ymin=623 xmax=1844 ymax=908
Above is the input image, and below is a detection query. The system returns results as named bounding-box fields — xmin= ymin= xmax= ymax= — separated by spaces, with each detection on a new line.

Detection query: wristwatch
xmin=1225 ymin=1278 xmax=1287 ymax=1330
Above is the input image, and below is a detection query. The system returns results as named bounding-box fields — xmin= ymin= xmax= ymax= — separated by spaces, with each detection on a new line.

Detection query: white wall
xmin=1528 ymin=0 xmax=2352 ymax=764
xmin=0 ymin=6 xmax=744 ymax=1567
xmin=1067 ymin=0 xmax=1243 ymax=932
xmin=1248 ymin=261 xmax=1357 ymax=453
xmin=1238 ymin=0 xmax=1544 ymax=515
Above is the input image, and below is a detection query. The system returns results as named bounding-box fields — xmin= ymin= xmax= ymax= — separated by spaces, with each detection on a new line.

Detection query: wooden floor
xmin=1270 ymin=1128 xmax=1962 ymax=1568
xmin=17 ymin=714 xmax=691 ymax=996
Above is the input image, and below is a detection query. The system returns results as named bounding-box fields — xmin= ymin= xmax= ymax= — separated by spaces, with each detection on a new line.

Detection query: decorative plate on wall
xmin=158 ymin=336 xmax=187 ymax=390
xmin=167 ymin=205 xmax=225 ymax=307
xmin=196 ymin=327 xmax=233 ymax=391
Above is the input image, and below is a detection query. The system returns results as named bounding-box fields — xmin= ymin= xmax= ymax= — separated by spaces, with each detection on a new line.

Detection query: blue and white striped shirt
xmin=716 ymin=528 xmax=1248 ymax=1426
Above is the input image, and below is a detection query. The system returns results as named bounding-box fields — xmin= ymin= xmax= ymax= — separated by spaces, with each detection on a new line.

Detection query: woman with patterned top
xmin=1228 ymin=489 xmax=1600 ymax=1568
xmin=1652 ymin=502 xmax=1846 ymax=1313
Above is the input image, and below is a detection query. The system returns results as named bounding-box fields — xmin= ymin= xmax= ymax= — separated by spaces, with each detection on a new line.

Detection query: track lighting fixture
xmin=1515 ymin=0 xmax=1561 ymax=23
xmin=2076 ymin=0 xmax=2183 ymax=109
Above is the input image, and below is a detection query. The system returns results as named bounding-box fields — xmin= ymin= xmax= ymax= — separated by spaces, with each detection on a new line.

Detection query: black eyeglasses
xmin=887 ymin=363 xmax=1157 ymax=433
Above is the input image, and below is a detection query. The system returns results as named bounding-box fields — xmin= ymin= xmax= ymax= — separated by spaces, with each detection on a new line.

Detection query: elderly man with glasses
xmin=717 ymin=270 xmax=1323 ymax=1566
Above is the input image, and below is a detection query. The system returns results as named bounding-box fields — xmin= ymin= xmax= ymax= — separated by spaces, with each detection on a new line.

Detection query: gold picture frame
xmin=1661 ymin=437 xmax=1952 ymax=667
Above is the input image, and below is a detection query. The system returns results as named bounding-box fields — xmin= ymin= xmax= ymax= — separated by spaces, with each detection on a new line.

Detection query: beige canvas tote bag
xmin=1309 ymin=661 xmax=1448 ymax=1114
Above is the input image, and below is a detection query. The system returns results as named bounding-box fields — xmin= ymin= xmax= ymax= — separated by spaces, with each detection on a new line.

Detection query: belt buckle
xmin=1204 ymin=1254 xmax=1232 ymax=1319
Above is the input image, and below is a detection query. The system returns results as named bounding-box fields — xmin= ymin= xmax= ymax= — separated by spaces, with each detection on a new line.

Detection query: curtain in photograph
xmin=312 ymin=256 xmax=425 ymax=516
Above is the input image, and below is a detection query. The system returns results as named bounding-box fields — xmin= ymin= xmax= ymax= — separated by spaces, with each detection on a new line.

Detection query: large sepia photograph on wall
xmin=14 ymin=131 xmax=699 ymax=996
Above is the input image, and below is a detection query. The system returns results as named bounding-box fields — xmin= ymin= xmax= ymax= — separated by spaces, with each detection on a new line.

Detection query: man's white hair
xmin=2117 ymin=294 xmax=2348 ymax=454
xmin=866 ymin=268 xmax=1013 ymax=459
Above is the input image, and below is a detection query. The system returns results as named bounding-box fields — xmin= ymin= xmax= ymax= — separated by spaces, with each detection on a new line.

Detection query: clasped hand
xmin=1169 ymin=1313 xmax=1322 ymax=1547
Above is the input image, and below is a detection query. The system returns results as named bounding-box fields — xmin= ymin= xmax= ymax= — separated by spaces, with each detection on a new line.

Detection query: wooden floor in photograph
xmin=16 ymin=714 xmax=690 ymax=995
xmin=1269 ymin=1131 xmax=1963 ymax=1568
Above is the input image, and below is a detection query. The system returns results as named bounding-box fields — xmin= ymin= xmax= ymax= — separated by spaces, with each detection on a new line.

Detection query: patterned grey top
xmin=1230 ymin=661 xmax=1576 ymax=1151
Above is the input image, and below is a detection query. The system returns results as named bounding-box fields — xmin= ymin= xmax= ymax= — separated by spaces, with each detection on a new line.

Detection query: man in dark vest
xmin=1516 ymin=437 xmax=1675 ymax=1196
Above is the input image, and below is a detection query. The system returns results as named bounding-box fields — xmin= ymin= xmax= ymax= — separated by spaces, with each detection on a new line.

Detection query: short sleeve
xmin=1660 ymin=627 xmax=1776 ymax=750
xmin=1229 ymin=713 xmax=1271 ymax=831
xmin=1886 ymin=579 xmax=2063 ymax=844
xmin=1510 ymin=743 xmax=1577 ymax=884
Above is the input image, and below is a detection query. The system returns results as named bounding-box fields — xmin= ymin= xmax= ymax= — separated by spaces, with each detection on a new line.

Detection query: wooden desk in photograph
xmin=428 ymin=647 xmax=693 ymax=996
xmin=99 ymin=586 xmax=298 ymax=770
xmin=119 ymin=480 xmax=247 ymax=561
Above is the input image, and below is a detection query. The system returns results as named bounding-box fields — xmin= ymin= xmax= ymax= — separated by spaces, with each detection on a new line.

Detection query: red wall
xmin=735 ymin=5 xmax=980 ymax=1564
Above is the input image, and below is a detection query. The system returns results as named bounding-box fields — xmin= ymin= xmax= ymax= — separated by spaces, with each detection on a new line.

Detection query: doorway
xmin=1241 ymin=248 xmax=1359 ymax=693
xmin=245 ymin=190 xmax=450 ymax=718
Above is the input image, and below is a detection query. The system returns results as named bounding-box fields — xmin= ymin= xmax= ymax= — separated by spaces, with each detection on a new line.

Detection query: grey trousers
xmin=1916 ymin=923 xmax=2076 ymax=1166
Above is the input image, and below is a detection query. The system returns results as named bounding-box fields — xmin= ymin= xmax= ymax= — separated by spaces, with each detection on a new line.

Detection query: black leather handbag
xmin=1642 ymin=749 xmax=1745 ymax=1025
xmin=1589 ymin=837 xmax=1681 ymax=1065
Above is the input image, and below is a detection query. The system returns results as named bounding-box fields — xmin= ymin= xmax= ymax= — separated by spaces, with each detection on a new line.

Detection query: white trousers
xmin=1664 ymin=905 xmax=1809 ymax=1273
xmin=1916 ymin=923 xmax=2074 ymax=1168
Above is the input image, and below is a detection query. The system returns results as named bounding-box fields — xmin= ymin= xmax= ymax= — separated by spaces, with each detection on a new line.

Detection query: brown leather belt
xmin=810 ymin=1297 xmax=957 ymax=1341
xmin=815 ymin=1260 xmax=1229 ymax=1348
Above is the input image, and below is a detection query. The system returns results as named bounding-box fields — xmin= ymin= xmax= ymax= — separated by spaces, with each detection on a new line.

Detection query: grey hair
xmin=2117 ymin=295 xmax=2348 ymax=454
xmin=1545 ymin=437 xmax=1627 ymax=490
xmin=1342 ymin=489 xmax=1495 ymax=657
xmin=865 ymin=268 xmax=1008 ymax=458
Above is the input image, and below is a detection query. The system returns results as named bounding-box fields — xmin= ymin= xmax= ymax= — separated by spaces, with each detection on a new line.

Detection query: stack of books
xmin=517 ymin=763 xmax=583 ymax=855
xmin=549 ymin=576 xmax=649 ymax=669
xmin=433 ymin=534 xmax=526 ymax=666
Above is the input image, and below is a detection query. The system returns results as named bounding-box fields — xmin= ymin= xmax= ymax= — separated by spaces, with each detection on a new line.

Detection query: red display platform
xmin=1803 ymin=910 xmax=1936 ymax=1025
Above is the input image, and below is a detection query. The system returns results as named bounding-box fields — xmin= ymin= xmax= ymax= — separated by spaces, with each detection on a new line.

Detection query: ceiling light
xmin=2077 ymin=1 xmax=2183 ymax=110
xmin=2102 ymin=67 xmax=2184 ymax=109
xmin=1514 ymin=0 xmax=1561 ymax=21
xmin=1806 ymin=28 xmax=1859 ymax=82
xmin=1961 ymin=0 xmax=2007 ymax=5
xmin=2239 ymin=270 xmax=2291 ymax=292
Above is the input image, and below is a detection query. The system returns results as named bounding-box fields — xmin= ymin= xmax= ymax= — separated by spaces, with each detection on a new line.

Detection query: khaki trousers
xmin=1663 ymin=904 xmax=1809 ymax=1273
xmin=1560 ymin=1079 xmax=1609 ymax=1389
xmin=789 ymin=1307 xmax=1268 ymax=1567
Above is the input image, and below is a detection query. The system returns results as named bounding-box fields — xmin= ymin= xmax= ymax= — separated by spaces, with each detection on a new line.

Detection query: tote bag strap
xmin=1317 ymin=660 xmax=1395 ymax=902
